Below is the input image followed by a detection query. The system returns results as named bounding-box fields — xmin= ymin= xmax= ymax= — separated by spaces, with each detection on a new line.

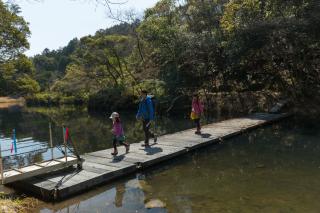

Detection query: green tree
xmin=0 ymin=1 xmax=40 ymax=96
xmin=137 ymin=0 xmax=186 ymax=93
xmin=0 ymin=1 xmax=30 ymax=62
xmin=0 ymin=54 xmax=40 ymax=95
xmin=221 ymin=0 xmax=320 ymax=102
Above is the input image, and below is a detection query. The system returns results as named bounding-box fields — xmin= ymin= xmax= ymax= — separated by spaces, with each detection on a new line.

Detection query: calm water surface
xmin=0 ymin=106 xmax=319 ymax=212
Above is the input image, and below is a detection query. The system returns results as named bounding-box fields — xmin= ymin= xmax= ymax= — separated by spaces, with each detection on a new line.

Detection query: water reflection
xmin=114 ymin=183 xmax=125 ymax=208
xmin=32 ymin=117 xmax=320 ymax=212
xmin=37 ymin=174 xmax=166 ymax=213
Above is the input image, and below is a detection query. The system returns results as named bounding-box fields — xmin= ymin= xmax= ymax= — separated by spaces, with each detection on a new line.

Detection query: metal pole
xmin=13 ymin=129 xmax=17 ymax=154
xmin=0 ymin=139 xmax=3 ymax=184
xmin=49 ymin=123 xmax=54 ymax=160
xmin=62 ymin=126 xmax=67 ymax=162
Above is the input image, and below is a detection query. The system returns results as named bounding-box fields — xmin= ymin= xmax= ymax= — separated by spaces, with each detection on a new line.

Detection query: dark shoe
xmin=111 ymin=151 xmax=118 ymax=156
xmin=141 ymin=143 xmax=150 ymax=147
xmin=126 ymin=144 xmax=130 ymax=153
xmin=195 ymin=131 xmax=201 ymax=135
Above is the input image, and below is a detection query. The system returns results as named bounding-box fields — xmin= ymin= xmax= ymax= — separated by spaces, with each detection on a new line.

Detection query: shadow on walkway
xmin=143 ymin=144 xmax=163 ymax=155
xmin=112 ymin=155 xmax=125 ymax=162
xmin=200 ymin=133 xmax=212 ymax=138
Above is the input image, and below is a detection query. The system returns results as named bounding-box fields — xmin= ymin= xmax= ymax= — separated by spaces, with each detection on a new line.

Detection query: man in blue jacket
xmin=136 ymin=90 xmax=155 ymax=147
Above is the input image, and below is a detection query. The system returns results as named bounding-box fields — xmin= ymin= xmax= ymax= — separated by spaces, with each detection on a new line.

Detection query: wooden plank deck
xmin=10 ymin=113 xmax=290 ymax=201
xmin=0 ymin=156 xmax=78 ymax=184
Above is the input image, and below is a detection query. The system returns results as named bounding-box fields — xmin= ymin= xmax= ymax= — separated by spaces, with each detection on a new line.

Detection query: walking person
xmin=190 ymin=93 xmax=204 ymax=134
xmin=136 ymin=90 xmax=156 ymax=147
xmin=109 ymin=112 xmax=130 ymax=156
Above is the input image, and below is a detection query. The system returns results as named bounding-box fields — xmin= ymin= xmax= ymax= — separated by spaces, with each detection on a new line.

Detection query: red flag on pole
xmin=10 ymin=143 xmax=13 ymax=153
xmin=64 ymin=127 xmax=69 ymax=143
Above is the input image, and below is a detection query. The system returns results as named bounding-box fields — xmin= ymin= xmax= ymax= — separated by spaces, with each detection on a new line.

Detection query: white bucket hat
xmin=109 ymin=112 xmax=119 ymax=119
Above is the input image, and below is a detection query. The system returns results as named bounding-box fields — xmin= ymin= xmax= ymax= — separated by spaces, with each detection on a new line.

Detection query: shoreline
xmin=0 ymin=97 xmax=25 ymax=103
xmin=0 ymin=196 xmax=38 ymax=212
xmin=0 ymin=97 xmax=25 ymax=109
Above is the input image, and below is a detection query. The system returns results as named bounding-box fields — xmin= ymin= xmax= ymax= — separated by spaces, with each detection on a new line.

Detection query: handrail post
xmin=0 ymin=139 xmax=3 ymax=184
xmin=49 ymin=123 xmax=54 ymax=161
xmin=62 ymin=126 xmax=67 ymax=163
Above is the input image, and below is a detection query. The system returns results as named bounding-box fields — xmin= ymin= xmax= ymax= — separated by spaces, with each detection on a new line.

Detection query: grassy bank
xmin=0 ymin=97 xmax=25 ymax=109
xmin=25 ymin=90 xmax=286 ymax=114
xmin=25 ymin=92 xmax=85 ymax=106
xmin=0 ymin=97 xmax=25 ymax=103
xmin=25 ymin=91 xmax=138 ymax=111
xmin=0 ymin=195 xmax=38 ymax=213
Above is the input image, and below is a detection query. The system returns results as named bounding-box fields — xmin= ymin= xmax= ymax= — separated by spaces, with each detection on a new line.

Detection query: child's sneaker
xmin=111 ymin=151 xmax=118 ymax=156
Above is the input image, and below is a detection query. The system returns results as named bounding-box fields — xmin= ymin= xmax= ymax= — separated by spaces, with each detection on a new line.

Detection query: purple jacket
xmin=112 ymin=121 xmax=124 ymax=137
xmin=192 ymin=98 xmax=204 ymax=115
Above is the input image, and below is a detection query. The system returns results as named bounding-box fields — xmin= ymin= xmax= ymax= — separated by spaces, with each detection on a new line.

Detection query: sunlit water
xmin=0 ymin=106 xmax=319 ymax=212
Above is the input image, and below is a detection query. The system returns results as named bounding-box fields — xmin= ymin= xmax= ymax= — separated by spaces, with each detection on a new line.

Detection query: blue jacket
xmin=136 ymin=96 xmax=154 ymax=120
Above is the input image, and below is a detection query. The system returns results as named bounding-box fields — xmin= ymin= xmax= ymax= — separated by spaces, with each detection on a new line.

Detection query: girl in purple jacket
xmin=110 ymin=112 xmax=130 ymax=155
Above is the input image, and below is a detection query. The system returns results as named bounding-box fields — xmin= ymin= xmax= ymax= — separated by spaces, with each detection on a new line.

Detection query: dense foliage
xmin=3 ymin=0 xmax=320 ymax=111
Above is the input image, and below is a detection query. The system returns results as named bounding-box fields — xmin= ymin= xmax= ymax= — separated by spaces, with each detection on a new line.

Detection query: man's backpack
xmin=144 ymin=95 xmax=157 ymax=118
xmin=150 ymin=95 xmax=157 ymax=112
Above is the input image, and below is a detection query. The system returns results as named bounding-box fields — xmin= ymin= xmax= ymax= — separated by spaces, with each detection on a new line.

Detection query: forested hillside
xmin=2 ymin=0 xmax=320 ymax=112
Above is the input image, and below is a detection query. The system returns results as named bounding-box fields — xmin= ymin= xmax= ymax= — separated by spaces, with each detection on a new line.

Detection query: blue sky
xmin=15 ymin=0 xmax=158 ymax=56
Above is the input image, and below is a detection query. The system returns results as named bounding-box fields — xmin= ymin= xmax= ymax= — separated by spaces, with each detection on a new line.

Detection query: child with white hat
xmin=109 ymin=112 xmax=129 ymax=155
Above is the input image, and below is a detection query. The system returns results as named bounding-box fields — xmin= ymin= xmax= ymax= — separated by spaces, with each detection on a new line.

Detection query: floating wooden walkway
xmin=10 ymin=113 xmax=289 ymax=201
xmin=0 ymin=157 xmax=78 ymax=184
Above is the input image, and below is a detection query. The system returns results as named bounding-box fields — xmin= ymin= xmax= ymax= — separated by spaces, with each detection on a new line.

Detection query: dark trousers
xmin=113 ymin=138 xmax=127 ymax=150
xmin=143 ymin=119 xmax=154 ymax=144
xmin=194 ymin=118 xmax=201 ymax=131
